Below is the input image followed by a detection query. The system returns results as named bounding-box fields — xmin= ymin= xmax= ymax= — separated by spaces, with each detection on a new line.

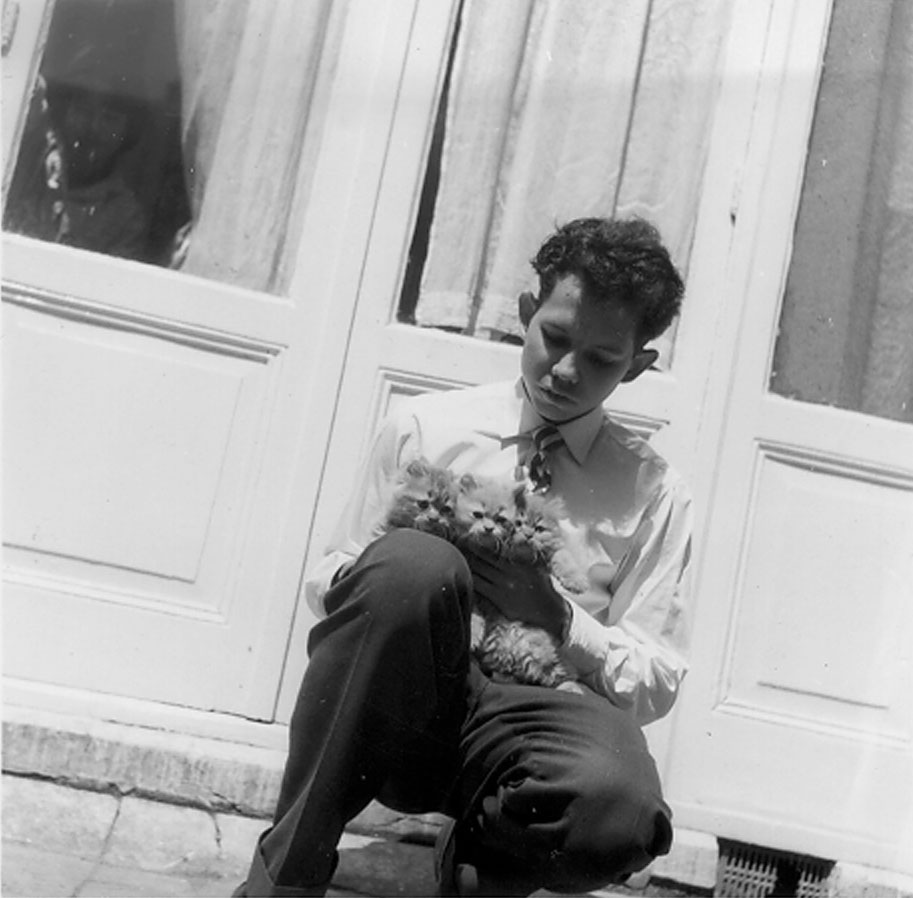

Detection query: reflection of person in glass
xmin=45 ymin=51 xmax=149 ymax=260
xmin=6 ymin=45 xmax=149 ymax=260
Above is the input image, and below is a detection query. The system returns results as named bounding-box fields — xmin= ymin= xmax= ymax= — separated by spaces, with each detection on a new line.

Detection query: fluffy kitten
xmin=385 ymin=457 xmax=458 ymax=540
xmin=452 ymin=472 xmax=516 ymax=555
xmin=509 ymin=490 xmax=589 ymax=596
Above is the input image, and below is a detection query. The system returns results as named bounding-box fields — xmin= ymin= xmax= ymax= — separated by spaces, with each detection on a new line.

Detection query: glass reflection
xmin=4 ymin=0 xmax=189 ymax=266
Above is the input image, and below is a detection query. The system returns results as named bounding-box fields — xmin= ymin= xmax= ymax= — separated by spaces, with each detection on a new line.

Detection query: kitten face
xmin=454 ymin=474 xmax=515 ymax=553
xmin=387 ymin=458 xmax=457 ymax=538
xmin=508 ymin=489 xmax=563 ymax=565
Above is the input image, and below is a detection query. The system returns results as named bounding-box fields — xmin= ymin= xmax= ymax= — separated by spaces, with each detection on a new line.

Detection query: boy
xmin=237 ymin=217 xmax=692 ymax=896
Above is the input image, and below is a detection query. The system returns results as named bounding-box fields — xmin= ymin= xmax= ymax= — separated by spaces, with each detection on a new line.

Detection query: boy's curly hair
xmin=531 ymin=217 xmax=684 ymax=344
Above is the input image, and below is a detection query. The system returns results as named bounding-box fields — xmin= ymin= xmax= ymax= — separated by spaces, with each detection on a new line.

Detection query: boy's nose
xmin=552 ymin=353 xmax=578 ymax=384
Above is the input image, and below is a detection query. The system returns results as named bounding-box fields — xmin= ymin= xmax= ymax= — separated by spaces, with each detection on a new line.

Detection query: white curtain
xmin=173 ymin=0 xmax=335 ymax=292
xmin=415 ymin=0 xmax=731 ymax=353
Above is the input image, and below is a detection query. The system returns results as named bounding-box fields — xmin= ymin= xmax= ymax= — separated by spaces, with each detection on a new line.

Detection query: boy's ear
xmin=622 ymin=348 xmax=659 ymax=382
xmin=517 ymin=291 xmax=540 ymax=329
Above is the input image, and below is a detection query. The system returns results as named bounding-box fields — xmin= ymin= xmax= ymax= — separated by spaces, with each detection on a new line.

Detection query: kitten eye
xmin=473 ymin=510 xmax=484 ymax=519
xmin=417 ymin=499 xmax=430 ymax=510
xmin=440 ymin=504 xmax=453 ymax=515
xmin=495 ymin=515 xmax=509 ymax=526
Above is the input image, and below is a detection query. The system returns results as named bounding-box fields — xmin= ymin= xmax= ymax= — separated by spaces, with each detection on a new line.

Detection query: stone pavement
xmin=1 ymin=774 xmax=652 ymax=898
xmin=0 ymin=773 xmax=439 ymax=897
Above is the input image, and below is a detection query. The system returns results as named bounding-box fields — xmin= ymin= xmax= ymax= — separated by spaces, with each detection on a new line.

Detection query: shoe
xmin=434 ymin=818 xmax=543 ymax=896
xmin=434 ymin=818 xmax=479 ymax=897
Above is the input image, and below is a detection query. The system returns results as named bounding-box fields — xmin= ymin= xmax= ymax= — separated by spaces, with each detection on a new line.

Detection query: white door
xmin=667 ymin=0 xmax=913 ymax=873
xmin=1 ymin=0 xmax=433 ymax=740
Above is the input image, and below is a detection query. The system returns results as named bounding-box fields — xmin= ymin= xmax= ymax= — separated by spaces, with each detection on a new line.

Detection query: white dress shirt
xmin=305 ymin=379 xmax=693 ymax=726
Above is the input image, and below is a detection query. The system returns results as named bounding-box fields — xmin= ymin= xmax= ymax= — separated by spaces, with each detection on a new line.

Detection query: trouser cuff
xmin=243 ymin=835 xmax=335 ymax=897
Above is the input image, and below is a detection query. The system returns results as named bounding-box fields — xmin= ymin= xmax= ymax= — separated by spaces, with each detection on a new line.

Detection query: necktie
xmin=526 ymin=424 xmax=563 ymax=492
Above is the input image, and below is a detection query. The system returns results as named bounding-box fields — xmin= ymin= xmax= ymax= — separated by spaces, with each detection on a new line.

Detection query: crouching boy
xmin=236 ymin=216 xmax=692 ymax=896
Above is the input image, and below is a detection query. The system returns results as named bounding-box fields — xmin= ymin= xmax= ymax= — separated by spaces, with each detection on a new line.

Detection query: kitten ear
xmin=459 ymin=473 xmax=477 ymax=491
xmin=405 ymin=456 xmax=430 ymax=477
xmin=436 ymin=467 xmax=456 ymax=487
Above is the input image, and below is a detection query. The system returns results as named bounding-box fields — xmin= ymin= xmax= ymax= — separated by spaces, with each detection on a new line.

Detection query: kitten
xmin=452 ymin=472 xmax=515 ymax=554
xmin=510 ymin=490 xmax=589 ymax=596
xmin=386 ymin=457 xmax=458 ymax=540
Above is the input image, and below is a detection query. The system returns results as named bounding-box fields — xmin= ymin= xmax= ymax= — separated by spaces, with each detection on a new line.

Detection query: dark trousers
xmin=242 ymin=529 xmax=672 ymax=896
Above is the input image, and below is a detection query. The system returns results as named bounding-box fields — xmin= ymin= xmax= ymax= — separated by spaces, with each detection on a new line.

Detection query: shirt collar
xmin=513 ymin=379 xmax=603 ymax=465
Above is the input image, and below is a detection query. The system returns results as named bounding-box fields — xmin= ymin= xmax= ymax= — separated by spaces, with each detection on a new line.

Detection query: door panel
xmin=728 ymin=445 xmax=911 ymax=734
xmin=5 ymin=306 xmax=265 ymax=587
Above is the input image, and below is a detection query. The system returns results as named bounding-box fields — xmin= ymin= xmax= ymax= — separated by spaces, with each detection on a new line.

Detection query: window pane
xmin=770 ymin=0 xmax=913 ymax=424
xmin=4 ymin=0 xmax=189 ymax=267
xmin=397 ymin=0 xmax=731 ymax=372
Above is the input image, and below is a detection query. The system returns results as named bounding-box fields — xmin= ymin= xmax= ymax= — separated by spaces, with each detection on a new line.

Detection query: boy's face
xmin=519 ymin=273 xmax=657 ymax=423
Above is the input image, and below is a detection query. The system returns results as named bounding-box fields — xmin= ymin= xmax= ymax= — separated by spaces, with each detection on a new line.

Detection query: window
xmin=3 ymin=0 xmax=335 ymax=296
xmin=771 ymin=0 xmax=913 ymax=424
xmin=396 ymin=0 xmax=733 ymax=367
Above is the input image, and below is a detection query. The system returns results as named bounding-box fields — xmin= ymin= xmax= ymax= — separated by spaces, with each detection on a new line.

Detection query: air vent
xmin=715 ymin=838 xmax=834 ymax=898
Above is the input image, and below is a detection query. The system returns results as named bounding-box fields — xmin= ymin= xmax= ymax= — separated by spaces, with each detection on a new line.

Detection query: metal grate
xmin=715 ymin=839 xmax=834 ymax=898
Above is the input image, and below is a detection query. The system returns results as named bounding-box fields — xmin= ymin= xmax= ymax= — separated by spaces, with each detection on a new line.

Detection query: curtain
xmin=414 ymin=0 xmax=731 ymax=356
xmin=173 ymin=0 xmax=334 ymax=292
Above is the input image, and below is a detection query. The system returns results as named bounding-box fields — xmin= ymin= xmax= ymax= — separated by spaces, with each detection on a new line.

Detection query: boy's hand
xmin=464 ymin=547 xmax=571 ymax=641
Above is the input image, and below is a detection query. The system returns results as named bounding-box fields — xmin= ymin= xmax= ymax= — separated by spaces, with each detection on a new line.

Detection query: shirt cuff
xmin=304 ymin=550 xmax=355 ymax=617
xmin=560 ymin=599 xmax=609 ymax=676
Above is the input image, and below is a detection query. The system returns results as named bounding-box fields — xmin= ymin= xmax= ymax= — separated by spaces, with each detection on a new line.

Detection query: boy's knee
xmin=560 ymin=773 xmax=672 ymax=886
xmin=369 ymin=528 xmax=470 ymax=588
xmin=352 ymin=529 xmax=472 ymax=621
xmin=469 ymin=769 xmax=670 ymax=893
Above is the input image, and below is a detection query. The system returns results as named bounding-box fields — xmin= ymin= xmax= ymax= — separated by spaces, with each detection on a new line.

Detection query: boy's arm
xmin=303 ymin=409 xmax=421 ymax=617
xmin=561 ymin=479 xmax=693 ymax=725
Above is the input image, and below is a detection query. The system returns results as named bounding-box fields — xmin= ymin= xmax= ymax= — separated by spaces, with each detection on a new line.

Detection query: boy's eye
xmin=542 ymin=329 xmax=568 ymax=348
